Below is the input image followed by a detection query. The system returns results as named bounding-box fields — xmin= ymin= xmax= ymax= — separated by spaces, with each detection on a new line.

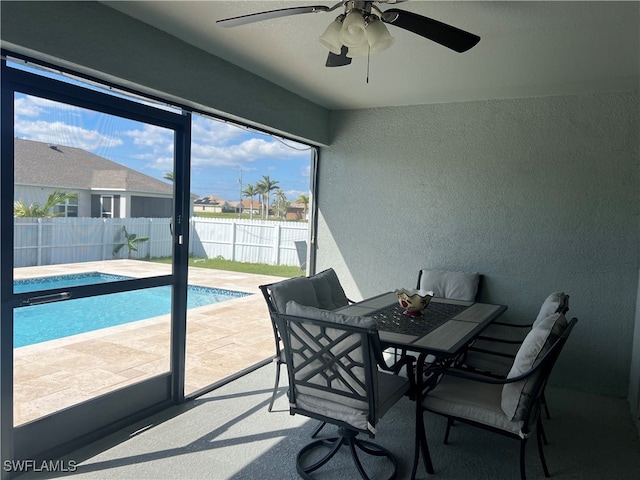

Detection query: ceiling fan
xmin=216 ymin=0 xmax=480 ymax=67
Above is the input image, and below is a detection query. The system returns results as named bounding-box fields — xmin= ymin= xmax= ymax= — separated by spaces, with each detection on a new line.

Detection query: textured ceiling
xmin=103 ymin=1 xmax=639 ymax=110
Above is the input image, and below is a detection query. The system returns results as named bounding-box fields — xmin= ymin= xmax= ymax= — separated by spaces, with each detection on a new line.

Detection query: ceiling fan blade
xmin=217 ymin=5 xmax=334 ymax=28
xmin=381 ymin=8 xmax=480 ymax=53
xmin=326 ymin=46 xmax=352 ymax=67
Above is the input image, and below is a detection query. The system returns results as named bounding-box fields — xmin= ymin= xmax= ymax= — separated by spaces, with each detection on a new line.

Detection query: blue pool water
xmin=14 ymin=272 xmax=250 ymax=347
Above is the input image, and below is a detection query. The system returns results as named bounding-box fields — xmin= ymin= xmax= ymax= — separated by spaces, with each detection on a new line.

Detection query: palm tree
xmin=163 ymin=172 xmax=174 ymax=181
xmin=296 ymin=194 xmax=309 ymax=220
xmin=274 ymin=189 xmax=290 ymax=219
xmin=256 ymin=175 xmax=279 ymax=220
xmin=242 ymin=183 xmax=257 ymax=219
xmin=254 ymin=183 xmax=267 ymax=219
xmin=14 ymin=190 xmax=78 ymax=217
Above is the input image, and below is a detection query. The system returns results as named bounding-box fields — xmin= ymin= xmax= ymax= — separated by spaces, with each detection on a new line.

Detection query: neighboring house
xmin=193 ymin=195 xmax=233 ymax=213
xmin=240 ymin=199 xmax=261 ymax=216
xmin=228 ymin=199 xmax=262 ymax=216
xmin=286 ymin=202 xmax=307 ymax=221
xmin=13 ymin=137 xmax=188 ymax=218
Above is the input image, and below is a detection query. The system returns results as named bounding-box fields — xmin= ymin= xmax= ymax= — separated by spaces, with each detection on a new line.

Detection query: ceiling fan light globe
xmin=366 ymin=18 xmax=395 ymax=54
xmin=346 ymin=45 xmax=370 ymax=58
xmin=340 ymin=11 xmax=367 ymax=48
xmin=319 ymin=19 xmax=344 ymax=55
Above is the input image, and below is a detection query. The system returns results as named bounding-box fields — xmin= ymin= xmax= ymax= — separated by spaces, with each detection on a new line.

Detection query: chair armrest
xmin=380 ymin=352 xmax=415 ymax=375
xmin=428 ymin=361 xmax=536 ymax=389
xmin=466 ymin=345 xmax=517 ymax=359
xmin=491 ymin=321 xmax=532 ymax=329
xmin=375 ymin=345 xmax=416 ymax=397
xmin=474 ymin=335 xmax=523 ymax=345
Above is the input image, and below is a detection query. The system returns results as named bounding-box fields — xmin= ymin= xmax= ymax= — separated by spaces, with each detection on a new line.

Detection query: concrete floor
xmin=15 ymin=364 xmax=640 ymax=480
xmin=13 ymin=260 xmax=284 ymax=426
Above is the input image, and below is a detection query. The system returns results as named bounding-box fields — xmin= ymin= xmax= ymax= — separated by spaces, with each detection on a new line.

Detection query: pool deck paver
xmin=13 ymin=260 xmax=284 ymax=426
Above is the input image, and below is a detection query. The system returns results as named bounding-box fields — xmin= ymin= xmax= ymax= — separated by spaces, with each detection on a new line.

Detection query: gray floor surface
xmin=17 ymin=364 xmax=640 ymax=480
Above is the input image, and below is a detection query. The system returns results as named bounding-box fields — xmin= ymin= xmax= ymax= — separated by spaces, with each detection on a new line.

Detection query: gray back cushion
xmin=501 ymin=313 xmax=568 ymax=420
xmin=269 ymin=276 xmax=319 ymax=313
xmin=308 ymin=268 xmax=350 ymax=310
xmin=418 ymin=269 xmax=480 ymax=301
xmin=268 ymin=268 xmax=350 ymax=313
xmin=532 ymin=291 xmax=566 ymax=327
xmin=285 ymin=300 xmax=374 ymax=328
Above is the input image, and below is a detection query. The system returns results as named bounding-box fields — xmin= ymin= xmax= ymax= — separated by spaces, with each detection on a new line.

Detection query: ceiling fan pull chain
xmin=366 ymin=45 xmax=371 ymax=84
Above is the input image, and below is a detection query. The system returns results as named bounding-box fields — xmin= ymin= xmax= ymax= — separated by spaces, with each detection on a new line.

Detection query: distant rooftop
xmin=14 ymin=137 xmax=173 ymax=195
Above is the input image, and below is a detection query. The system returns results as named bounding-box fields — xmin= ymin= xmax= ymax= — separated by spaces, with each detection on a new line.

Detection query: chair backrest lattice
xmin=278 ymin=313 xmax=381 ymax=434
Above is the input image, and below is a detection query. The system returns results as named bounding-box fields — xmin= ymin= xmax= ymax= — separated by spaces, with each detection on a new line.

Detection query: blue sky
xmin=12 ymin=65 xmax=312 ymax=202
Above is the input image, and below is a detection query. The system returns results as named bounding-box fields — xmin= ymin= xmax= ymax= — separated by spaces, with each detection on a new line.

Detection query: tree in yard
xmin=14 ymin=190 xmax=78 ymax=218
xmin=113 ymin=226 xmax=149 ymax=259
xmin=256 ymin=175 xmax=279 ymax=220
xmin=296 ymin=194 xmax=309 ymax=219
xmin=163 ymin=172 xmax=174 ymax=181
xmin=274 ymin=189 xmax=290 ymax=219
xmin=242 ymin=183 xmax=258 ymax=219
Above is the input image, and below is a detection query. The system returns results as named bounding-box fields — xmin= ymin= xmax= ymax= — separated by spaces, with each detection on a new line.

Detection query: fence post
xmin=147 ymin=218 xmax=152 ymax=259
xmin=273 ymin=223 xmax=281 ymax=265
xmin=189 ymin=217 xmax=195 ymax=257
xmin=231 ymin=221 xmax=237 ymax=261
xmin=37 ymin=218 xmax=42 ymax=266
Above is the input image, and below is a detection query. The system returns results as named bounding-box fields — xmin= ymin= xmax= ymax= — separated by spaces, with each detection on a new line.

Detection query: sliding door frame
xmin=0 ymin=59 xmax=191 ymax=471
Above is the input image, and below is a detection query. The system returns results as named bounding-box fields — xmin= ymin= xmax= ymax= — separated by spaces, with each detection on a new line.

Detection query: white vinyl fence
xmin=13 ymin=217 xmax=308 ymax=268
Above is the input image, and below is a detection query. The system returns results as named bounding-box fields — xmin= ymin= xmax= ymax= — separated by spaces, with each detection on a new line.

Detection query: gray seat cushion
xmin=423 ymin=375 xmax=525 ymax=437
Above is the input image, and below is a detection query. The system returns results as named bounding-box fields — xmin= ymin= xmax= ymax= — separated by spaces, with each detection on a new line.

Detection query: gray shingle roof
xmin=14 ymin=137 xmax=173 ymax=195
xmin=194 ymin=195 xmax=229 ymax=205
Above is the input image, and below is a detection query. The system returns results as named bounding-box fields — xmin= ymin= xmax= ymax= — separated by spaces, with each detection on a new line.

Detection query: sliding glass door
xmin=1 ymin=60 xmax=191 ymax=464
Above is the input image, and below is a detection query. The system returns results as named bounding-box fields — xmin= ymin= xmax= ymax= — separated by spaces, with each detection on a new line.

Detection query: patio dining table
xmin=336 ymin=291 xmax=508 ymax=475
xmin=336 ymin=291 xmax=507 ymax=360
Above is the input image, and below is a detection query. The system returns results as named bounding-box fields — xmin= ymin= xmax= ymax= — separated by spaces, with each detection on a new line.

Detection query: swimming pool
xmin=14 ymin=272 xmax=251 ymax=347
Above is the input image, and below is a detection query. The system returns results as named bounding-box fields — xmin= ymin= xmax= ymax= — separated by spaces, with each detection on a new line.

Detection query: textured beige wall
xmin=317 ymin=91 xmax=639 ymax=397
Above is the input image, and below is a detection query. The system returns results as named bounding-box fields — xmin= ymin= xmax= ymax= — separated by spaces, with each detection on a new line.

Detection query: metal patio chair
xmin=464 ymin=292 xmax=570 ymax=377
xmin=413 ymin=313 xmax=577 ymax=480
xmin=259 ymin=268 xmax=352 ymax=433
xmin=277 ymin=301 xmax=415 ymax=479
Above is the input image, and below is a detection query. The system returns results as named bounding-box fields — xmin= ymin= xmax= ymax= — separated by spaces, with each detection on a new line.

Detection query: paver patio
xmin=13 ymin=260 xmax=284 ymax=425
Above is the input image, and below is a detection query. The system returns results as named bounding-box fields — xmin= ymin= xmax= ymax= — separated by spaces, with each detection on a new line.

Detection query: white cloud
xmin=192 ymin=116 xmax=245 ymax=144
xmin=12 ymin=93 xmax=311 ymax=192
xmin=123 ymin=124 xmax=175 ymax=172
xmin=191 ymin=137 xmax=310 ymax=168
xmin=125 ymin=124 xmax=173 ymax=148
xmin=14 ymin=97 xmax=43 ymax=117
xmin=286 ymin=189 xmax=308 ymax=202
xmin=14 ymin=94 xmax=123 ymax=151
xmin=15 ymin=119 xmax=123 ymax=151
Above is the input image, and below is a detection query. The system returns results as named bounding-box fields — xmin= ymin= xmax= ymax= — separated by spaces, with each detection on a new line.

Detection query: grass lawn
xmin=152 ymin=257 xmax=299 ymax=278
